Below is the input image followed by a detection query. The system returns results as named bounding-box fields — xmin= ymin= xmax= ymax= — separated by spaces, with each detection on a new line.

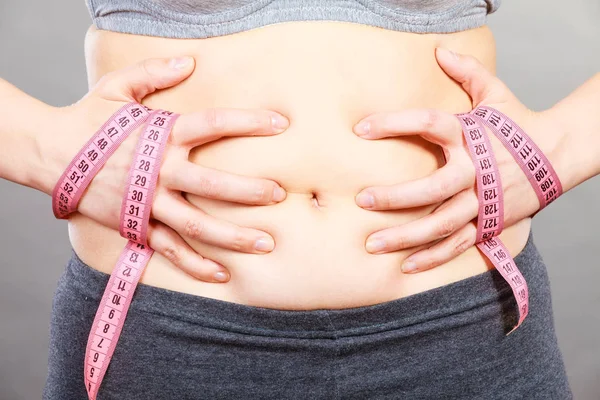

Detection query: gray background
xmin=0 ymin=0 xmax=598 ymax=399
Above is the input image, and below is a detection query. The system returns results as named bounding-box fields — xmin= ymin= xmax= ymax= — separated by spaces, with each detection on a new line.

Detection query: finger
xmin=147 ymin=222 xmax=230 ymax=282
xmin=170 ymin=108 xmax=289 ymax=146
xmin=354 ymin=108 xmax=463 ymax=145
xmin=400 ymin=222 xmax=477 ymax=273
xmin=435 ymin=48 xmax=510 ymax=106
xmin=152 ymin=193 xmax=276 ymax=254
xmin=95 ymin=57 xmax=195 ymax=102
xmin=365 ymin=189 xmax=478 ymax=254
xmin=162 ymin=160 xmax=286 ymax=205
xmin=356 ymin=161 xmax=473 ymax=210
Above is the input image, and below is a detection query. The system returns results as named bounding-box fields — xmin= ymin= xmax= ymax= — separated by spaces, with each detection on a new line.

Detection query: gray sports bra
xmin=86 ymin=0 xmax=501 ymax=39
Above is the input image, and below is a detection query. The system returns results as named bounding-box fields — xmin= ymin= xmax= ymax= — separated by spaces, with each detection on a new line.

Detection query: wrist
xmin=29 ymin=104 xmax=70 ymax=195
xmin=0 ymin=82 xmax=62 ymax=195
xmin=540 ymin=105 xmax=594 ymax=193
xmin=540 ymin=73 xmax=600 ymax=192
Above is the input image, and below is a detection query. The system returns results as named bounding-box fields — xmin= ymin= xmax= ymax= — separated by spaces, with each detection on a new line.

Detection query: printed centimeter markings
xmin=457 ymin=114 xmax=504 ymax=240
xmin=52 ymin=103 xmax=151 ymax=219
xmin=472 ymin=106 xmax=562 ymax=209
xmin=85 ymin=111 xmax=178 ymax=400
xmin=478 ymin=237 xmax=528 ymax=331
xmin=457 ymin=114 xmax=528 ymax=333
xmin=85 ymin=242 xmax=153 ymax=396
xmin=120 ymin=110 xmax=179 ymax=246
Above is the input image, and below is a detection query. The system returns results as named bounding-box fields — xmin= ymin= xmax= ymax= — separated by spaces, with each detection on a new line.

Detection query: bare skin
xmin=71 ymin=22 xmax=531 ymax=309
xmin=3 ymin=21 xmax=596 ymax=311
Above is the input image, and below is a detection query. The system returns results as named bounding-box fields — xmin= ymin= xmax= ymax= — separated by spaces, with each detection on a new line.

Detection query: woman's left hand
xmin=353 ymin=48 xmax=562 ymax=273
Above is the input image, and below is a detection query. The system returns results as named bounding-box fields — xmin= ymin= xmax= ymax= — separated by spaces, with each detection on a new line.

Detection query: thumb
xmin=435 ymin=47 xmax=508 ymax=106
xmin=95 ymin=56 xmax=195 ymax=102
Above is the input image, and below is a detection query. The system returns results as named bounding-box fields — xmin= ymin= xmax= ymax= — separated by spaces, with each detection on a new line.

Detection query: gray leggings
xmin=44 ymin=232 xmax=572 ymax=399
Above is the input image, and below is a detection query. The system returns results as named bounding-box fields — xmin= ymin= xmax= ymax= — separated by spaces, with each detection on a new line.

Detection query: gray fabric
xmin=44 ymin=232 xmax=572 ymax=399
xmin=85 ymin=0 xmax=502 ymax=38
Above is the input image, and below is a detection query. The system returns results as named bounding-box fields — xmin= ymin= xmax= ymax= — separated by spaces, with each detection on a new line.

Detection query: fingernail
xmin=354 ymin=121 xmax=371 ymax=137
xmin=356 ymin=191 xmax=375 ymax=208
xmin=401 ymin=260 xmax=418 ymax=273
xmin=366 ymin=238 xmax=386 ymax=253
xmin=214 ymin=270 xmax=229 ymax=282
xmin=169 ymin=56 xmax=193 ymax=69
xmin=273 ymin=186 xmax=286 ymax=202
xmin=271 ymin=114 xmax=289 ymax=132
xmin=255 ymin=237 xmax=275 ymax=252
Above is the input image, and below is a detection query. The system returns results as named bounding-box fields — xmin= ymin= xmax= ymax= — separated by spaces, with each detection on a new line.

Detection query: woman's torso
xmin=71 ymin=20 xmax=531 ymax=310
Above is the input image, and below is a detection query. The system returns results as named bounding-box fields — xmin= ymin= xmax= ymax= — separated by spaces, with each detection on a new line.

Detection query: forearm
xmin=544 ymin=72 xmax=600 ymax=192
xmin=0 ymin=78 xmax=58 ymax=194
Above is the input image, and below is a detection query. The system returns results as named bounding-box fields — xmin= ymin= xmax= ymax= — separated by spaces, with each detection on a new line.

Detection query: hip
xmin=45 ymin=231 xmax=572 ymax=399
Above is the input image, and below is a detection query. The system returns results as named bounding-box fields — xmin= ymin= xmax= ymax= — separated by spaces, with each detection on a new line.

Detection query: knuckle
xmin=392 ymin=235 xmax=409 ymax=250
xmin=452 ymin=234 xmax=474 ymax=255
xmin=204 ymin=108 xmax=226 ymax=132
xmin=197 ymin=175 xmax=220 ymax=198
xmin=422 ymin=109 xmax=441 ymax=131
xmin=137 ymin=59 xmax=159 ymax=84
xmin=382 ymin=189 xmax=396 ymax=209
xmin=184 ymin=219 xmax=206 ymax=240
xmin=428 ymin=182 xmax=446 ymax=203
xmin=420 ymin=256 xmax=439 ymax=272
xmin=139 ymin=58 xmax=163 ymax=80
xmin=253 ymin=184 xmax=271 ymax=203
xmin=252 ymin=113 xmax=269 ymax=130
xmin=439 ymin=177 xmax=452 ymax=195
xmin=437 ymin=218 xmax=455 ymax=238
xmin=163 ymin=245 xmax=182 ymax=266
xmin=378 ymin=191 xmax=389 ymax=208
xmin=230 ymin=229 xmax=250 ymax=252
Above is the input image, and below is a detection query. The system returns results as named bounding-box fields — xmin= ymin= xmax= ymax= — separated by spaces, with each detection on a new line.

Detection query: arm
xmin=0 ymin=78 xmax=58 ymax=194
xmin=545 ymin=72 xmax=600 ymax=192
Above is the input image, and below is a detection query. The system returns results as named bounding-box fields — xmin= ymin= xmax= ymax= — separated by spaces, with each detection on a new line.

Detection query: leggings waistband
xmin=64 ymin=231 xmax=545 ymax=339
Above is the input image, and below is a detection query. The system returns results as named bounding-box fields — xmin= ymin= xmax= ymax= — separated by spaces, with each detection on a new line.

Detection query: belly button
xmin=310 ymin=192 xmax=322 ymax=209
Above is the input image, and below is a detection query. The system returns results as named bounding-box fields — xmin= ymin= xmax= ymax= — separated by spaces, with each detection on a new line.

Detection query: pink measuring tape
xmin=51 ymin=102 xmax=561 ymax=398
xmin=457 ymin=114 xmax=527 ymax=333
xmin=472 ymin=106 xmax=562 ymax=209
xmin=456 ymin=106 xmax=563 ymax=334
xmin=84 ymin=110 xmax=178 ymax=399
xmin=51 ymin=103 xmax=178 ymax=399
xmin=52 ymin=104 xmax=151 ymax=219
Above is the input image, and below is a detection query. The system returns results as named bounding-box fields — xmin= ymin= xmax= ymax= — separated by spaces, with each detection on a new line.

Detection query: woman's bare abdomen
xmin=70 ymin=22 xmax=531 ymax=309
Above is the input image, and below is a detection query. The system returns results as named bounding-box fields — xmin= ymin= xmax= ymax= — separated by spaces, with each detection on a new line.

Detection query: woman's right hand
xmin=43 ymin=56 xmax=289 ymax=283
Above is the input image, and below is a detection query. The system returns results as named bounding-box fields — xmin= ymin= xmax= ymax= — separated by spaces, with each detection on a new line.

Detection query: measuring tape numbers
xmin=50 ymin=104 xmax=178 ymax=399
xmin=52 ymin=103 xmax=151 ymax=219
xmin=84 ymin=110 xmax=178 ymax=400
xmin=50 ymin=102 xmax=561 ymax=398
xmin=472 ymin=106 xmax=563 ymax=209
xmin=457 ymin=113 xmax=529 ymax=333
